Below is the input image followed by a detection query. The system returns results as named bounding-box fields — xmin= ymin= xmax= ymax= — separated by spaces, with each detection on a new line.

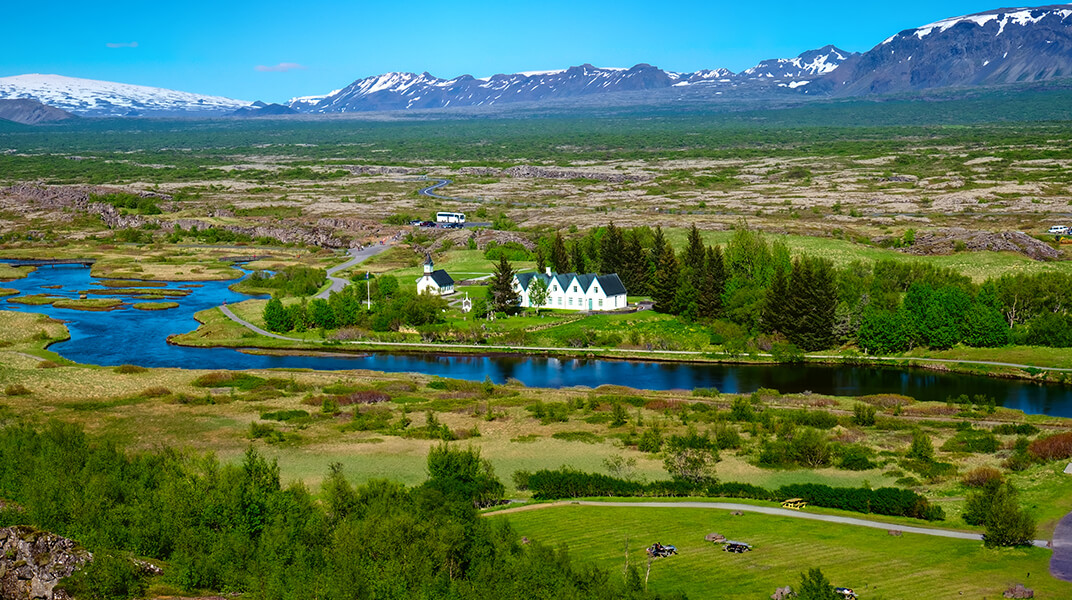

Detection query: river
xmin=3 ymin=263 xmax=1072 ymax=417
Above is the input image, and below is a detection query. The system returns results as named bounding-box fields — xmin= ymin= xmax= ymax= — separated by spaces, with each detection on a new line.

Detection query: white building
xmin=416 ymin=255 xmax=455 ymax=296
xmin=513 ymin=269 xmax=627 ymax=312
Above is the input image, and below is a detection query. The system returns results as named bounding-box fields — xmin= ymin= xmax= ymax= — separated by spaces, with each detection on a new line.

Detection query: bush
xmin=138 ymin=386 xmax=171 ymax=399
xmin=940 ymin=428 xmax=999 ymax=454
xmin=852 ymin=403 xmax=877 ymax=426
xmin=4 ymin=384 xmax=30 ymax=396
xmin=691 ymin=387 xmax=720 ymax=398
xmin=962 ymin=466 xmax=1003 ymax=488
xmin=193 ymin=372 xmax=268 ymax=391
xmin=114 ymin=364 xmax=148 ymax=374
xmin=56 ymin=552 xmax=147 ymax=600
xmin=838 ymin=445 xmax=878 ymax=471
xmin=992 ymin=423 xmax=1039 ymax=436
xmin=1027 ymin=431 xmax=1072 ymax=461
xmin=259 ymin=410 xmax=309 ymax=422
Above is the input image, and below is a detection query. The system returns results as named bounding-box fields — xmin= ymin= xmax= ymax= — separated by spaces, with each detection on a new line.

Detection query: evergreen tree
xmin=697 ymin=245 xmax=725 ymax=319
xmin=488 ymin=254 xmax=520 ymax=314
xmin=570 ymin=240 xmax=587 ymax=274
xmin=262 ymin=297 xmax=288 ymax=333
xmin=599 ymin=222 xmax=624 ymax=275
xmin=534 ymin=245 xmax=547 ymax=274
xmin=550 ymin=232 xmax=570 ymax=274
xmin=619 ymin=230 xmax=649 ymax=296
xmin=683 ymin=224 xmax=706 ymax=271
xmin=762 ymin=263 xmax=790 ymax=335
xmin=789 ymin=255 xmax=838 ymax=351
xmin=650 ymin=227 xmax=680 ymax=314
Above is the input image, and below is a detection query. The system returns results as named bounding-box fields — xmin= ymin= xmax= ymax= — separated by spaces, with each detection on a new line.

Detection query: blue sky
xmin=1 ymin=1 xmax=1025 ymax=103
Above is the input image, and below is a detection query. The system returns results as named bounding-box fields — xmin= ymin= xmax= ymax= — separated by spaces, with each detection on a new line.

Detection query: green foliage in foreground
xmin=0 ymin=421 xmax=676 ymax=600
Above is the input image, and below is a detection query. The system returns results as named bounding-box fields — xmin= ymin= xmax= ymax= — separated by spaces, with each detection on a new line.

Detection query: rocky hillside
xmin=0 ymin=99 xmax=74 ymax=125
xmin=0 ymin=526 xmax=90 ymax=600
xmin=810 ymin=6 xmax=1072 ymax=95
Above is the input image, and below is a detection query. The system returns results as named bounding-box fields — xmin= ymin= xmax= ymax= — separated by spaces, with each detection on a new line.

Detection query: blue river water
xmin=3 ymin=262 xmax=1072 ymax=417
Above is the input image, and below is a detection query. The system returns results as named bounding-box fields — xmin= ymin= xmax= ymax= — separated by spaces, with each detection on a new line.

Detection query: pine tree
xmin=697 ymin=245 xmax=725 ymax=319
xmin=551 ymin=232 xmax=570 ymax=274
xmin=762 ymin=264 xmax=790 ymax=335
xmin=650 ymin=228 xmax=680 ymax=314
xmin=534 ymin=245 xmax=547 ymax=274
xmin=619 ymin=230 xmax=649 ymax=296
xmin=570 ymin=240 xmax=587 ymax=274
xmin=599 ymin=222 xmax=623 ymax=275
xmin=683 ymin=224 xmax=706 ymax=271
xmin=488 ymin=254 xmax=521 ymax=314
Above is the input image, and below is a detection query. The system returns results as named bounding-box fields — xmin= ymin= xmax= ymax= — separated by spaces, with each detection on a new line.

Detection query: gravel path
xmin=1051 ymin=510 xmax=1072 ymax=582
xmin=492 ymin=501 xmax=1052 ymax=548
xmin=315 ymin=245 xmax=392 ymax=300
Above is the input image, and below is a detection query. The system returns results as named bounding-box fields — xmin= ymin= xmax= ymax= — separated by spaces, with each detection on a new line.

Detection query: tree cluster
xmin=0 ymin=421 xmax=674 ymax=600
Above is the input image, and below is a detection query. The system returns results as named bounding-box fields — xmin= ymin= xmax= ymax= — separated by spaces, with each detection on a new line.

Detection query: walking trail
xmin=1052 ymin=509 xmax=1072 ymax=582
xmin=490 ymin=500 xmax=1053 ymax=549
xmin=314 ymin=245 xmax=393 ymax=300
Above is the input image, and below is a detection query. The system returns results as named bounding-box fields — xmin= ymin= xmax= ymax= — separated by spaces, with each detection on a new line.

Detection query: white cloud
xmin=255 ymin=62 xmax=308 ymax=73
xmin=105 ymin=42 xmax=139 ymax=49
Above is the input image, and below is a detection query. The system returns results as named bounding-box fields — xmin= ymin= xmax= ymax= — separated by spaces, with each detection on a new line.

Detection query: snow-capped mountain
xmin=742 ymin=45 xmax=855 ymax=80
xmin=0 ymin=74 xmax=251 ymax=116
xmin=290 ymin=64 xmax=679 ymax=113
xmin=810 ymin=5 xmax=1072 ymax=95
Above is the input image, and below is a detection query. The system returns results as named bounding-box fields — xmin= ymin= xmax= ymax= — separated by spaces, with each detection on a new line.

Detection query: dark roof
xmin=430 ymin=269 xmax=454 ymax=287
xmin=515 ymin=271 xmax=626 ymax=296
xmin=595 ymin=274 xmax=627 ymax=296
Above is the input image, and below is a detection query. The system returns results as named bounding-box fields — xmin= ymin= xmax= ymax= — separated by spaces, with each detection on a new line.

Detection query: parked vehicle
xmin=1048 ymin=225 xmax=1069 ymax=235
xmin=419 ymin=221 xmax=437 ymax=228
xmin=723 ymin=541 xmax=752 ymax=553
xmin=646 ymin=543 xmax=677 ymax=558
xmin=835 ymin=587 xmax=857 ymax=599
xmin=436 ymin=211 xmax=466 ymax=224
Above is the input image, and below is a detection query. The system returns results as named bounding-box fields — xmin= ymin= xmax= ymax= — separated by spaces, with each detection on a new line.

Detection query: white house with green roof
xmin=513 ymin=268 xmax=627 ymax=312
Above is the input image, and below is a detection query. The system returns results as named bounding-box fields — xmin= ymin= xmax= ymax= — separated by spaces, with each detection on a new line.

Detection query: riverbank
xmin=175 ymin=302 xmax=1072 ymax=386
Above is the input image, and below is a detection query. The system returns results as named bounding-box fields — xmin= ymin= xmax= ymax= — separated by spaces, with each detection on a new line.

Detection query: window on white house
xmin=552 ymin=285 xmax=558 ymax=291
xmin=568 ymin=298 xmax=573 ymax=306
xmin=557 ymin=297 xmax=562 ymax=306
xmin=598 ymin=299 xmax=603 ymax=307
xmin=573 ymin=286 xmax=578 ymax=292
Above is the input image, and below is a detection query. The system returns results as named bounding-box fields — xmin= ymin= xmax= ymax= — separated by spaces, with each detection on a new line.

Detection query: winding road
xmin=417 ymin=178 xmax=455 ymax=200
xmin=315 ymin=245 xmax=393 ymax=300
xmin=1052 ymin=510 xmax=1072 ymax=582
xmin=492 ymin=501 xmax=1053 ymax=549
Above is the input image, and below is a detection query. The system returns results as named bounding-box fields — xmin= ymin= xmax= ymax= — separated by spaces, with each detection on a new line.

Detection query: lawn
xmin=499 ymin=504 xmax=1068 ymax=599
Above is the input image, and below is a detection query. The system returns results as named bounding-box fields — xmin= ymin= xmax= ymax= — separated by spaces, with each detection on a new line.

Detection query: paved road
xmin=417 ymin=178 xmax=454 ymax=200
xmin=314 ymin=245 xmax=392 ymax=300
xmin=494 ymin=501 xmax=1052 ymax=548
xmin=1052 ymin=510 xmax=1072 ymax=582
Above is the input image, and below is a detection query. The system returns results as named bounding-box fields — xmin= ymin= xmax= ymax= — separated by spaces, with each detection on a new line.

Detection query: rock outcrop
xmin=0 ymin=526 xmax=90 ymax=600
xmin=458 ymin=165 xmax=650 ymax=183
xmin=905 ymin=228 xmax=1059 ymax=261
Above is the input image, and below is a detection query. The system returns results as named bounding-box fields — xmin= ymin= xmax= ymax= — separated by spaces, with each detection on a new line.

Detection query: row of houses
xmin=415 ymin=256 xmax=627 ymax=312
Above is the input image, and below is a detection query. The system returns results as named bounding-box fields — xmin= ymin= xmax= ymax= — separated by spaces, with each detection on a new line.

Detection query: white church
xmin=513 ymin=268 xmax=627 ymax=312
xmin=416 ymin=255 xmax=455 ymax=296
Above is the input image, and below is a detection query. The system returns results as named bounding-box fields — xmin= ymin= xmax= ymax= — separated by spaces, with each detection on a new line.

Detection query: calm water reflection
xmin=3 ymin=263 xmax=1071 ymax=417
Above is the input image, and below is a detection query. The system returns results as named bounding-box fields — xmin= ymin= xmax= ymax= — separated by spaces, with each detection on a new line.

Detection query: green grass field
xmin=499 ymin=504 xmax=1068 ymax=599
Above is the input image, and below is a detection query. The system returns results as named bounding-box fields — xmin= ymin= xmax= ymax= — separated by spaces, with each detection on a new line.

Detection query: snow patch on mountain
xmin=883 ymin=6 xmax=1072 ymax=44
xmin=0 ymin=74 xmax=250 ymax=116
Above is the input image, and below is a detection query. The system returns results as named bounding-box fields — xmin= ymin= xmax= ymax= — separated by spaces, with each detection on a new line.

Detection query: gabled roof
xmin=596 ymin=273 xmax=627 ymax=296
xmin=430 ymin=269 xmax=454 ymax=287
xmin=515 ymin=271 xmax=626 ymax=296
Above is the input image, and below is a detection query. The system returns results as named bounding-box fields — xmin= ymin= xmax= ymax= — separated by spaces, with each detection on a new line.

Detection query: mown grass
xmin=499 ymin=505 xmax=1068 ymax=599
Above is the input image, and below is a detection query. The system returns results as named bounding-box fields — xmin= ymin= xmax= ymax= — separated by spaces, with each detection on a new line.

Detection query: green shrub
xmin=4 ymin=384 xmax=30 ymax=396
xmin=113 ymin=364 xmax=148 ymax=374
xmin=550 ymin=431 xmax=603 ymax=444
xmin=259 ymin=410 xmax=309 ymax=422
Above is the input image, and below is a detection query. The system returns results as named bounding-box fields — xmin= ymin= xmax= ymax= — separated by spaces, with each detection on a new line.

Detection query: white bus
xmin=436 ymin=212 xmax=466 ymax=225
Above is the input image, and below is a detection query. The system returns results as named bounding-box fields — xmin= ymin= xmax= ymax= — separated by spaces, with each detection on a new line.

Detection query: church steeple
xmin=423 ymin=254 xmax=434 ymax=275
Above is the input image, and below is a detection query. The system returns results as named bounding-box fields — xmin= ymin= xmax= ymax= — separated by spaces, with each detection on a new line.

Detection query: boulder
xmin=0 ymin=526 xmax=91 ymax=600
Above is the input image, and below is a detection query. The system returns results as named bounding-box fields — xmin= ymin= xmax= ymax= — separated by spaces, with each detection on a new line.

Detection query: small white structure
xmin=1064 ymin=462 xmax=1072 ymax=475
xmin=461 ymin=292 xmax=473 ymax=313
xmin=416 ymin=255 xmax=455 ymax=296
xmin=513 ymin=268 xmax=627 ymax=312
xmin=436 ymin=211 xmax=465 ymax=225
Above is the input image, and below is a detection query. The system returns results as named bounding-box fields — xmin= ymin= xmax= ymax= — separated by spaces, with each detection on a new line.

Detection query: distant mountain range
xmin=0 ymin=99 xmax=74 ymax=124
xmin=1 ymin=5 xmax=1071 ymax=118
